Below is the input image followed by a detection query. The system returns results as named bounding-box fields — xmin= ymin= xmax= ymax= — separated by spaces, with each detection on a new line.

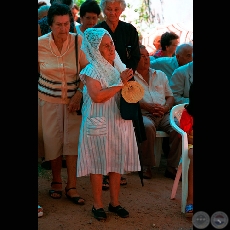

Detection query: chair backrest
xmin=169 ymin=103 xmax=188 ymax=136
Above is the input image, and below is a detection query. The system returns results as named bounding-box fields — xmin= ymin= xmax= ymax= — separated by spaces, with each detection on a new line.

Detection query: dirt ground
xmin=38 ymin=155 xmax=193 ymax=230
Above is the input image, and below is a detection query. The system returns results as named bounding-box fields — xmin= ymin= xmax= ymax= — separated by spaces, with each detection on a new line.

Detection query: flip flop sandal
xmin=185 ymin=204 xmax=193 ymax=217
xmin=49 ymin=182 xmax=62 ymax=199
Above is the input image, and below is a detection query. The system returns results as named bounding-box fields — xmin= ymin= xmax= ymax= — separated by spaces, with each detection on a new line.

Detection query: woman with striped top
xmin=38 ymin=3 xmax=88 ymax=204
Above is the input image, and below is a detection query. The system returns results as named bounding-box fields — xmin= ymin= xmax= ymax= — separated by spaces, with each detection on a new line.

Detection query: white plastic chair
xmin=154 ymin=131 xmax=169 ymax=167
xmin=169 ymin=103 xmax=189 ymax=213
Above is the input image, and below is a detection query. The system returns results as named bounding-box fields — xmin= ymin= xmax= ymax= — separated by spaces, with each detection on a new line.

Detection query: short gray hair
xmin=100 ymin=0 xmax=126 ymax=13
xmin=175 ymin=43 xmax=193 ymax=55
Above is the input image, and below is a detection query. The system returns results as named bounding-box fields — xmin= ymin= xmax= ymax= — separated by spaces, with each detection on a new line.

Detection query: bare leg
xmin=51 ymin=155 xmax=62 ymax=183
xmin=109 ymin=172 xmax=121 ymax=207
xmin=50 ymin=155 xmax=62 ymax=196
xmin=65 ymin=155 xmax=83 ymax=200
xmin=90 ymin=174 xmax=103 ymax=209
xmin=187 ymin=148 xmax=193 ymax=205
xmin=108 ymin=172 xmax=129 ymax=218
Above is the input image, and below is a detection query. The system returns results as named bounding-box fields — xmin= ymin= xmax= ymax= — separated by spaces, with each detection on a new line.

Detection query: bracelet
xmin=77 ymin=88 xmax=83 ymax=93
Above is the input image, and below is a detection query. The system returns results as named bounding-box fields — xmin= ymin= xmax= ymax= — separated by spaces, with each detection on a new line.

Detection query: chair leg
xmin=170 ymin=164 xmax=182 ymax=200
xmin=181 ymin=157 xmax=190 ymax=213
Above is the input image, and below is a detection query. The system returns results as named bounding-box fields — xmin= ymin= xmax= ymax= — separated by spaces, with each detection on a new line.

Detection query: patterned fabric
xmin=94 ymin=20 xmax=147 ymax=144
xmin=153 ymin=49 xmax=163 ymax=58
xmin=81 ymin=28 xmax=126 ymax=88
xmin=77 ymin=28 xmax=140 ymax=177
xmin=38 ymin=32 xmax=88 ymax=104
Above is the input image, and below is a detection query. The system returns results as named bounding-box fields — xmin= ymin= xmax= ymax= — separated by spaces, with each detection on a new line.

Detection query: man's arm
xmin=170 ymin=69 xmax=189 ymax=105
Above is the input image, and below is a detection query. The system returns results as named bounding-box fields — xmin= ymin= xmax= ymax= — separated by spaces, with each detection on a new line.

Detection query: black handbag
xmin=120 ymin=92 xmax=139 ymax=120
xmin=120 ymin=44 xmax=139 ymax=120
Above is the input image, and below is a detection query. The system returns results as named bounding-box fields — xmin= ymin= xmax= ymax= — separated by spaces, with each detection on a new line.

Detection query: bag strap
xmin=75 ymin=34 xmax=78 ymax=74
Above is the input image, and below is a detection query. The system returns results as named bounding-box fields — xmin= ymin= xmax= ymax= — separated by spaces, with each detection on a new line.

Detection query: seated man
xmin=150 ymin=43 xmax=193 ymax=80
xmin=169 ymin=61 xmax=193 ymax=105
xmin=134 ymin=45 xmax=181 ymax=179
xmin=150 ymin=43 xmax=193 ymax=159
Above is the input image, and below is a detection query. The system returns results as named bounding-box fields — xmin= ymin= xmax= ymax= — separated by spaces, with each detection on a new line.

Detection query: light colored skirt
xmin=38 ymin=98 xmax=82 ymax=161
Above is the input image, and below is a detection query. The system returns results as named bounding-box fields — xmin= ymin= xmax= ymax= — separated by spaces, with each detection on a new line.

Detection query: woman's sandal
xmin=49 ymin=182 xmax=62 ymax=199
xmin=65 ymin=187 xmax=85 ymax=205
xmin=102 ymin=175 xmax=109 ymax=191
xmin=185 ymin=204 xmax=193 ymax=217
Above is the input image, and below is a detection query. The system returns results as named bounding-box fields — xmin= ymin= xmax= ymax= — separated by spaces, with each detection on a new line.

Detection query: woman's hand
xmin=120 ymin=68 xmax=133 ymax=84
xmin=67 ymin=91 xmax=82 ymax=113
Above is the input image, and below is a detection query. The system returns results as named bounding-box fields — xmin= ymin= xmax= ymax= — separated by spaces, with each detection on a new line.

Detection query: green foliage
xmin=125 ymin=0 xmax=155 ymax=38
xmin=74 ymin=0 xmax=100 ymax=7
xmin=128 ymin=1 xmax=154 ymax=27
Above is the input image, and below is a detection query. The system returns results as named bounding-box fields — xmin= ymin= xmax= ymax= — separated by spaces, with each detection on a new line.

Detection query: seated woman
xmin=179 ymin=82 xmax=193 ymax=217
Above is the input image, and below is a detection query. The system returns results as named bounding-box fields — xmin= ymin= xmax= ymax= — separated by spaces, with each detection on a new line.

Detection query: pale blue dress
xmin=76 ymin=64 xmax=141 ymax=177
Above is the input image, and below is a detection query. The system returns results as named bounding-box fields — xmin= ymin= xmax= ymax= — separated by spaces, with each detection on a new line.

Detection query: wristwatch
xmin=164 ymin=103 xmax=170 ymax=112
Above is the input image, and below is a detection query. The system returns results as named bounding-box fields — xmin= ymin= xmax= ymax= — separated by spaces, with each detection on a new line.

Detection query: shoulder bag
xmin=75 ymin=34 xmax=83 ymax=115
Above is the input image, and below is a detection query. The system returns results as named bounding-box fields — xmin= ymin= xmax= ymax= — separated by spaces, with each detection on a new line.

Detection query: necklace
xmin=49 ymin=35 xmax=70 ymax=58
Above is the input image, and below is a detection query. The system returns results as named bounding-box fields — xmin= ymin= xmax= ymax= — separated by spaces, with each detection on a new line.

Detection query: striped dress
xmin=76 ymin=64 xmax=141 ymax=177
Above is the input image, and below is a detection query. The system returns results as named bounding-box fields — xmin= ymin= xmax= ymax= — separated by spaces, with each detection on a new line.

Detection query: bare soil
xmin=38 ymin=155 xmax=193 ymax=230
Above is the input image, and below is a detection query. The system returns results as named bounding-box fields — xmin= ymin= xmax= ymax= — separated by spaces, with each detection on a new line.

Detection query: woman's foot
xmin=108 ymin=203 xmax=129 ymax=218
xmin=65 ymin=187 xmax=85 ymax=205
xmin=38 ymin=205 xmax=43 ymax=218
xmin=92 ymin=206 xmax=107 ymax=221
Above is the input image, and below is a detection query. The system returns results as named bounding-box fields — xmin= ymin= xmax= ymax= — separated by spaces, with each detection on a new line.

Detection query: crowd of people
xmin=38 ymin=0 xmax=193 ymax=221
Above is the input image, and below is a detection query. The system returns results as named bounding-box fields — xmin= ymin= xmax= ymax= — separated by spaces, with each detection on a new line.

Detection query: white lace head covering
xmin=81 ymin=28 xmax=126 ymax=86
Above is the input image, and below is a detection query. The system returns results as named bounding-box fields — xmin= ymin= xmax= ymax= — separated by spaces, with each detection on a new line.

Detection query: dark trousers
xmin=140 ymin=112 xmax=181 ymax=169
